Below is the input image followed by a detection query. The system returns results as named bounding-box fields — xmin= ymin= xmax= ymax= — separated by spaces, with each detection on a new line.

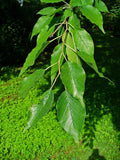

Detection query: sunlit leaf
xmin=31 ymin=15 xmax=53 ymax=39
xmin=56 ymin=91 xmax=86 ymax=142
xmin=70 ymin=0 xmax=93 ymax=7
xmin=24 ymin=89 xmax=54 ymax=131
xmin=60 ymin=61 xmax=86 ymax=103
xmin=80 ymin=5 xmax=105 ymax=33
xmin=95 ymin=0 xmax=109 ymax=12
xmin=19 ymin=69 xmax=44 ymax=98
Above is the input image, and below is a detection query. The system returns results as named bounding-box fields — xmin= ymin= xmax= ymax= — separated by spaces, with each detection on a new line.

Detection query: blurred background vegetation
xmin=0 ymin=0 xmax=120 ymax=67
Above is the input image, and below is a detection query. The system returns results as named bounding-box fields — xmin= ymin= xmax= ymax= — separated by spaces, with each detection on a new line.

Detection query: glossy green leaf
xmin=70 ymin=0 xmax=93 ymax=7
xmin=66 ymin=32 xmax=81 ymax=65
xmin=19 ymin=69 xmax=45 ymax=98
xmin=19 ymin=26 xmax=51 ymax=76
xmin=31 ymin=15 xmax=53 ymax=39
xmin=51 ymin=43 xmax=64 ymax=84
xmin=24 ymin=89 xmax=54 ymax=131
xmin=61 ymin=61 xmax=86 ymax=103
xmin=71 ymin=28 xmax=104 ymax=77
xmin=80 ymin=5 xmax=105 ymax=33
xmin=95 ymin=0 xmax=109 ymax=12
xmin=56 ymin=91 xmax=86 ymax=142
xmin=41 ymin=0 xmax=63 ymax=3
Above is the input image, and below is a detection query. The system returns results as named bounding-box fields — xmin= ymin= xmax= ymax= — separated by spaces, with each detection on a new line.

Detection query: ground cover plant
xmin=18 ymin=0 xmax=114 ymax=143
xmin=0 ymin=32 xmax=120 ymax=159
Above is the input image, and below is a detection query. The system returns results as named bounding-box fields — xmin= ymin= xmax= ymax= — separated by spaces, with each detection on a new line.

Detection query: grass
xmin=0 ymin=32 xmax=120 ymax=159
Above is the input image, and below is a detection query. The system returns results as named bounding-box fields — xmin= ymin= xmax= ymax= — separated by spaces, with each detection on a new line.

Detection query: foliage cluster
xmin=19 ymin=0 xmax=110 ymax=142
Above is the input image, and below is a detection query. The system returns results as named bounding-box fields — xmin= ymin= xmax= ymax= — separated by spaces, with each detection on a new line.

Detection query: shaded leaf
xmin=56 ymin=91 xmax=86 ymax=142
xmin=24 ymin=89 xmax=54 ymax=131
xmin=66 ymin=32 xmax=81 ymax=65
xmin=19 ymin=69 xmax=44 ymax=98
xmin=68 ymin=13 xmax=81 ymax=30
xmin=80 ymin=5 xmax=105 ymax=33
xmin=60 ymin=61 xmax=86 ymax=103
xmin=51 ymin=43 xmax=64 ymax=84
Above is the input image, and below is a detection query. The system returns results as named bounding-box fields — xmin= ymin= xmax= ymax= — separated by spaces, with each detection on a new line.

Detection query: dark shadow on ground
xmin=88 ymin=149 xmax=106 ymax=160
xmin=82 ymin=31 xmax=120 ymax=148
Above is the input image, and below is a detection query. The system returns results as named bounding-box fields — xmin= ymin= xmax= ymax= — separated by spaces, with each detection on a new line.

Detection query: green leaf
xmin=41 ymin=0 xmax=63 ymax=3
xmin=80 ymin=5 xmax=105 ymax=33
xmin=56 ymin=91 xmax=86 ymax=142
xmin=70 ymin=0 xmax=93 ymax=7
xmin=64 ymin=8 xmax=72 ymax=19
xmin=95 ymin=0 xmax=109 ymax=12
xmin=71 ymin=28 xmax=104 ymax=77
xmin=51 ymin=43 xmax=64 ymax=84
xmin=19 ymin=26 xmax=51 ymax=76
xmin=68 ymin=13 xmax=81 ymax=30
xmin=24 ymin=89 xmax=54 ymax=131
xmin=19 ymin=69 xmax=45 ymax=98
xmin=37 ymin=7 xmax=57 ymax=15
xmin=31 ymin=15 xmax=53 ymax=39
xmin=66 ymin=32 xmax=81 ymax=65
xmin=37 ymin=7 xmax=63 ymax=16
xmin=61 ymin=61 xmax=86 ymax=103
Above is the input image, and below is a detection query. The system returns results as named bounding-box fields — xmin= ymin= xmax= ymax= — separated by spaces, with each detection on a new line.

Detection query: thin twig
xmin=45 ymin=62 xmax=58 ymax=71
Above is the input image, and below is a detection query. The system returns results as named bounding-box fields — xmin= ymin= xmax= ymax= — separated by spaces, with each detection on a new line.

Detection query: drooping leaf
xmin=60 ymin=61 xmax=86 ymax=103
xmin=95 ymin=0 xmax=109 ymax=12
xmin=19 ymin=25 xmax=55 ymax=76
xmin=41 ymin=0 xmax=63 ymax=3
xmin=51 ymin=43 xmax=64 ymax=84
xmin=80 ymin=5 xmax=105 ymax=33
xmin=24 ymin=89 xmax=54 ymax=131
xmin=19 ymin=69 xmax=45 ymax=98
xmin=56 ymin=91 xmax=86 ymax=142
xmin=31 ymin=15 xmax=53 ymax=39
xmin=66 ymin=32 xmax=81 ymax=65
xmin=70 ymin=28 xmax=104 ymax=77
xmin=70 ymin=0 xmax=93 ymax=7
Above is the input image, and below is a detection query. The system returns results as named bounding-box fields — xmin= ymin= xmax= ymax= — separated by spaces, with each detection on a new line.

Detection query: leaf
xmin=68 ymin=13 xmax=81 ymax=30
xmin=71 ymin=28 xmax=104 ymax=77
xmin=51 ymin=43 xmax=64 ymax=84
xmin=56 ymin=91 xmax=86 ymax=142
xmin=31 ymin=15 xmax=53 ymax=39
xmin=66 ymin=32 xmax=81 ymax=65
xmin=19 ymin=25 xmax=54 ymax=76
xmin=24 ymin=89 xmax=54 ymax=132
xmin=37 ymin=7 xmax=57 ymax=15
xmin=37 ymin=7 xmax=63 ymax=16
xmin=41 ymin=0 xmax=63 ymax=3
xmin=64 ymin=8 xmax=72 ymax=19
xmin=80 ymin=5 xmax=105 ymax=33
xmin=60 ymin=61 xmax=86 ymax=103
xmin=70 ymin=0 xmax=93 ymax=7
xmin=19 ymin=69 xmax=45 ymax=98
xmin=95 ymin=0 xmax=109 ymax=12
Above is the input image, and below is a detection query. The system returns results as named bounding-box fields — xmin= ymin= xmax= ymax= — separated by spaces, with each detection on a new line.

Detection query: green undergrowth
xmin=0 ymin=33 xmax=120 ymax=159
